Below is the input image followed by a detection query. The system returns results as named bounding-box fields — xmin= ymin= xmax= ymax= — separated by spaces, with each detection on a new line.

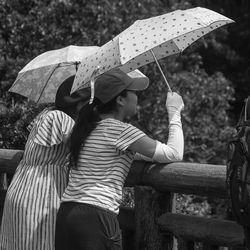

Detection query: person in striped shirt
xmin=0 ymin=76 xmax=88 ymax=250
xmin=55 ymin=68 xmax=184 ymax=250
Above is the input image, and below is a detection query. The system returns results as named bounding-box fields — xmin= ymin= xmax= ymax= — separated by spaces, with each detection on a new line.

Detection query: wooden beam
xmin=0 ymin=149 xmax=23 ymax=174
xmin=0 ymin=150 xmax=227 ymax=197
xmin=126 ymin=161 xmax=227 ymax=198
xmin=157 ymin=213 xmax=244 ymax=247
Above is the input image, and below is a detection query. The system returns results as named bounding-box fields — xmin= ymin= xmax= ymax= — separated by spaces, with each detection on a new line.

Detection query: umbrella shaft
xmin=150 ymin=49 xmax=172 ymax=93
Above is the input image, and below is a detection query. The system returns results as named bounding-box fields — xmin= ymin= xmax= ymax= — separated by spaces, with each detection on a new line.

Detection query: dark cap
xmin=94 ymin=68 xmax=149 ymax=104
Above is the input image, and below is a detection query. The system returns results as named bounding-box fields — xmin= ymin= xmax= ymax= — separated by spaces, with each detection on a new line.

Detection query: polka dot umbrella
xmin=72 ymin=7 xmax=234 ymax=94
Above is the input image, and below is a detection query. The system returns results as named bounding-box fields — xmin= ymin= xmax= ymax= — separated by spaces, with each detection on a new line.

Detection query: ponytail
xmin=70 ymin=90 xmax=128 ymax=168
xmin=70 ymin=99 xmax=100 ymax=167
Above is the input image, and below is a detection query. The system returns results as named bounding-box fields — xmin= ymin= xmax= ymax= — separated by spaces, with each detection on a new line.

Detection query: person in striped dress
xmin=55 ymin=68 xmax=184 ymax=250
xmin=0 ymin=76 xmax=87 ymax=250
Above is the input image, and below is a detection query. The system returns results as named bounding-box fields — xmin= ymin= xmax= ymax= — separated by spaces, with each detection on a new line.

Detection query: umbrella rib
xmin=75 ymin=62 xmax=80 ymax=71
xmin=36 ymin=63 xmax=60 ymax=103
xmin=150 ymin=49 xmax=172 ymax=93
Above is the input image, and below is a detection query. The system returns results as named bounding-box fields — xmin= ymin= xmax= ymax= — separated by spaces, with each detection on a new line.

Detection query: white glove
xmin=166 ymin=92 xmax=184 ymax=111
xmin=150 ymin=92 xmax=184 ymax=163
xmin=166 ymin=92 xmax=184 ymax=123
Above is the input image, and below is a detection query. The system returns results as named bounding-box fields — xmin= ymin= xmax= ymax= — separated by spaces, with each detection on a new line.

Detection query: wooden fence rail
xmin=0 ymin=149 xmax=245 ymax=249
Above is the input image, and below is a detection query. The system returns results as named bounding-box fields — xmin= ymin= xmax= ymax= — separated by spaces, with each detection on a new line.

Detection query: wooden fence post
xmin=202 ymin=244 xmax=219 ymax=250
xmin=118 ymin=206 xmax=135 ymax=250
xmin=176 ymin=238 xmax=194 ymax=250
xmin=134 ymin=186 xmax=174 ymax=250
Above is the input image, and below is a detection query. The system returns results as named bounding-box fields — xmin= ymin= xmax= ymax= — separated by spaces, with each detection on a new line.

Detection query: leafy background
xmin=1 ymin=0 xmax=250 ymax=220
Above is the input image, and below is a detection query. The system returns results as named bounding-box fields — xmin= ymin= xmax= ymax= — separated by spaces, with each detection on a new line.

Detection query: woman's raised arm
xmin=129 ymin=92 xmax=184 ymax=163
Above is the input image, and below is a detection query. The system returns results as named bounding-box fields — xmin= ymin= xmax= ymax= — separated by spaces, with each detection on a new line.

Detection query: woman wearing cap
xmin=55 ymin=68 xmax=184 ymax=250
xmin=0 ymin=76 xmax=87 ymax=250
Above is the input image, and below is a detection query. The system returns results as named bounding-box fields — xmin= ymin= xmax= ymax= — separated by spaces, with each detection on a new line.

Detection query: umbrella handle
xmin=150 ymin=49 xmax=172 ymax=93
xmin=89 ymin=78 xmax=95 ymax=104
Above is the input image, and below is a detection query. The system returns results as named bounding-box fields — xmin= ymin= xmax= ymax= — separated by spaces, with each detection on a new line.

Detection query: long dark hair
xmin=70 ymin=90 xmax=128 ymax=167
xmin=56 ymin=105 xmax=77 ymax=120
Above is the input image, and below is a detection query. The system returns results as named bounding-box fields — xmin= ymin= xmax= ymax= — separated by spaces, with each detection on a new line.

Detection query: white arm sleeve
xmin=152 ymin=107 xmax=184 ymax=163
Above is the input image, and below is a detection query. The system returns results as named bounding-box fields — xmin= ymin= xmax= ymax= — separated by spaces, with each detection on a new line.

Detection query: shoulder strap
xmin=238 ymin=96 xmax=250 ymax=125
xmin=244 ymin=96 xmax=250 ymax=121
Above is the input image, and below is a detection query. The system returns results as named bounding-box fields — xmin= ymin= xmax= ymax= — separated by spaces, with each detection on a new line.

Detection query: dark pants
xmin=55 ymin=202 xmax=122 ymax=250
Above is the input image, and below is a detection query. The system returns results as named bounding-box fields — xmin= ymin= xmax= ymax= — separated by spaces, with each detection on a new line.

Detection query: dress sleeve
xmin=115 ymin=124 xmax=146 ymax=152
xmin=34 ymin=110 xmax=75 ymax=147
xmin=27 ymin=108 xmax=48 ymax=133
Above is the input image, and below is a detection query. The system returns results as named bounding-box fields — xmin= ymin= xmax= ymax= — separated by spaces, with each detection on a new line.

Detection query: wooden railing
xmin=0 ymin=149 xmax=245 ymax=250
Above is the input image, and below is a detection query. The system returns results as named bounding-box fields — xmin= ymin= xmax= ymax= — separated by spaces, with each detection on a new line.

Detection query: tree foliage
xmin=0 ymin=0 xmax=248 ymax=165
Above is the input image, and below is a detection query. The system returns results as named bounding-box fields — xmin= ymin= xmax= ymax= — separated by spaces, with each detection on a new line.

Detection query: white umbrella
xmin=9 ymin=45 xmax=99 ymax=103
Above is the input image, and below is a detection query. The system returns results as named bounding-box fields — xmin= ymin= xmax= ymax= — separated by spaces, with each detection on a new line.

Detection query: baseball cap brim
xmin=126 ymin=69 xmax=149 ymax=91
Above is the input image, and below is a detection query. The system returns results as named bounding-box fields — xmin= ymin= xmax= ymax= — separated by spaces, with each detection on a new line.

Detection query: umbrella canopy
xmin=72 ymin=7 xmax=234 ymax=93
xmin=9 ymin=45 xmax=99 ymax=103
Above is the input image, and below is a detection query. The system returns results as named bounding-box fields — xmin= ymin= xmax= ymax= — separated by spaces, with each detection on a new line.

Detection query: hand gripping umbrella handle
xmin=150 ymin=49 xmax=172 ymax=93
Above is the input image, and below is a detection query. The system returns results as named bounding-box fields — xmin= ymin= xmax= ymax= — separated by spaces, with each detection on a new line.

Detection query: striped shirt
xmin=62 ymin=118 xmax=146 ymax=214
xmin=0 ymin=109 xmax=74 ymax=250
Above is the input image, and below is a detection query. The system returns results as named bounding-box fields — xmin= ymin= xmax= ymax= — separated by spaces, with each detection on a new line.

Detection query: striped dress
xmin=0 ymin=108 xmax=74 ymax=250
xmin=61 ymin=118 xmax=146 ymax=214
